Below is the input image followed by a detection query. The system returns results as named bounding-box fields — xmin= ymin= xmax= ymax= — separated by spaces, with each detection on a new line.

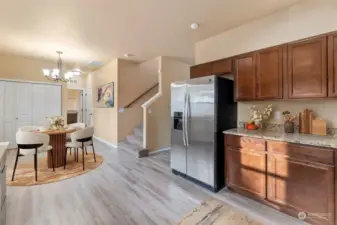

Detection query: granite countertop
xmin=223 ymin=128 xmax=337 ymax=149
xmin=0 ymin=142 xmax=9 ymax=160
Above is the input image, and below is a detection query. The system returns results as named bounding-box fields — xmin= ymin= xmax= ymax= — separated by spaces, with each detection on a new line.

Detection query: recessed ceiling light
xmin=124 ymin=53 xmax=134 ymax=58
xmin=191 ymin=23 xmax=199 ymax=30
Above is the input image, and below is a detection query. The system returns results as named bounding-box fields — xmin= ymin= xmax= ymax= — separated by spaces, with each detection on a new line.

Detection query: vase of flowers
xmin=282 ymin=111 xmax=296 ymax=133
xmin=49 ymin=116 xmax=65 ymax=130
xmin=247 ymin=105 xmax=273 ymax=130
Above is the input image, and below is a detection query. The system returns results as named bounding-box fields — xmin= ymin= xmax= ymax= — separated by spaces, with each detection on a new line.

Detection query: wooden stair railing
xmin=124 ymin=83 xmax=159 ymax=108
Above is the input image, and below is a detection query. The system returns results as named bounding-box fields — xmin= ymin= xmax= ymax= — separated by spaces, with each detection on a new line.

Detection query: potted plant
xmin=282 ymin=111 xmax=296 ymax=133
xmin=247 ymin=105 xmax=273 ymax=130
xmin=49 ymin=116 xmax=65 ymax=130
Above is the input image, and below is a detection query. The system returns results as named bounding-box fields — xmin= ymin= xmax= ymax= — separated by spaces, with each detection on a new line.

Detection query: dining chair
xmin=13 ymin=132 xmax=55 ymax=182
xmin=18 ymin=126 xmax=40 ymax=132
xmin=64 ymin=126 xmax=96 ymax=170
xmin=66 ymin=123 xmax=86 ymax=156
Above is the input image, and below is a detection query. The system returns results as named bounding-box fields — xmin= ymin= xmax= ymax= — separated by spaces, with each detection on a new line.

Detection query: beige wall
xmin=0 ymin=54 xmax=69 ymax=118
xmin=146 ymin=57 xmax=190 ymax=151
xmin=239 ymin=100 xmax=337 ymax=128
xmin=195 ymin=0 xmax=337 ymax=128
xmin=91 ymin=59 xmax=119 ymax=145
xmin=67 ymin=89 xmax=81 ymax=110
xmin=195 ymin=0 xmax=337 ymax=64
xmin=118 ymin=58 xmax=158 ymax=107
xmin=118 ymin=58 xmax=159 ymax=142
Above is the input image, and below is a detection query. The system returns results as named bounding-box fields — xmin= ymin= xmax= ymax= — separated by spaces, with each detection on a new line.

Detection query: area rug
xmin=177 ymin=199 xmax=263 ymax=225
xmin=7 ymin=152 xmax=103 ymax=186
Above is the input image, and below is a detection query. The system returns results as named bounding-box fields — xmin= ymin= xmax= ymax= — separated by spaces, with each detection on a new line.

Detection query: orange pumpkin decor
xmin=246 ymin=123 xmax=259 ymax=130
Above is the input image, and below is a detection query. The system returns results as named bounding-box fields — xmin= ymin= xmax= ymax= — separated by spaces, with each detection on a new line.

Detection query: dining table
xmin=38 ymin=128 xmax=77 ymax=168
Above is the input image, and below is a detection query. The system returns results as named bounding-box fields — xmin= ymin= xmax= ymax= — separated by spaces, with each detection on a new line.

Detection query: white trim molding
xmin=149 ymin=147 xmax=170 ymax=155
xmin=93 ymin=136 xmax=118 ymax=148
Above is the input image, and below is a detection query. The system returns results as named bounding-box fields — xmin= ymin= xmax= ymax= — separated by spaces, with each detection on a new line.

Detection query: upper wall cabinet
xmin=212 ymin=58 xmax=233 ymax=75
xmin=328 ymin=33 xmax=337 ymax=97
xmin=190 ymin=58 xmax=233 ymax=79
xmin=235 ymin=53 xmax=256 ymax=101
xmin=287 ymin=36 xmax=327 ymax=99
xmin=256 ymin=46 xmax=284 ymax=100
xmin=190 ymin=63 xmax=212 ymax=79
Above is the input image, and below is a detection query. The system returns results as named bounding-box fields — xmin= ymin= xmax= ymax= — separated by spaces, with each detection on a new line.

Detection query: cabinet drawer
xmin=225 ymin=135 xmax=265 ymax=151
xmin=267 ymin=141 xmax=334 ymax=166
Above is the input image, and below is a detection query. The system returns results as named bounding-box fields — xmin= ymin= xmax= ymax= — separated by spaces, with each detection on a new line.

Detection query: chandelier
xmin=42 ymin=51 xmax=81 ymax=82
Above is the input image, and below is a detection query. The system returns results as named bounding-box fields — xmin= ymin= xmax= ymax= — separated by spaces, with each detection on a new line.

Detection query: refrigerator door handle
xmin=185 ymin=92 xmax=190 ymax=146
xmin=182 ymin=91 xmax=187 ymax=146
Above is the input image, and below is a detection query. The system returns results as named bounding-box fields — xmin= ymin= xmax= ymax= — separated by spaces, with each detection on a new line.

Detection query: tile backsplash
xmin=238 ymin=99 xmax=337 ymax=128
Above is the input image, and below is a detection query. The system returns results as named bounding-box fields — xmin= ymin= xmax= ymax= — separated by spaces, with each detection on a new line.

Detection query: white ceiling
xmin=0 ymin=0 xmax=302 ymax=67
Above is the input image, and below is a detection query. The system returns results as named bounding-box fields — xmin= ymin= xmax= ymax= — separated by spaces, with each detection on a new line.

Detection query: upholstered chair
xmin=64 ymin=126 xmax=96 ymax=170
xmin=66 ymin=123 xmax=86 ymax=155
xmin=18 ymin=126 xmax=40 ymax=132
xmin=13 ymin=132 xmax=55 ymax=181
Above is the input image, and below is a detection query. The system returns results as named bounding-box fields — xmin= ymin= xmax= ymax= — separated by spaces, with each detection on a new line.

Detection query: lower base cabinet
xmin=225 ymin=135 xmax=336 ymax=225
xmin=226 ymin=148 xmax=266 ymax=200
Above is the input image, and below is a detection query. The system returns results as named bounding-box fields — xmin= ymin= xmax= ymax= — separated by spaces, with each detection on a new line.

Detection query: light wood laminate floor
xmin=6 ymin=141 xmax=308 ymax=225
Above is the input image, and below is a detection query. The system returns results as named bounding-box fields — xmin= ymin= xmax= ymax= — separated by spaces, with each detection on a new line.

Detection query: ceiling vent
xmin=87 ymin=60 xmax=104 ymax=68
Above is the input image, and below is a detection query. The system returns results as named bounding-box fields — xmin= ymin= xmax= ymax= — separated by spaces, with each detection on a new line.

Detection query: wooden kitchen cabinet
xmin=267 ymin=141 xmax=334 ymax=225
xmin=190 ymin=63 xmax=212 ymax=79
xmin=234 ymin=53 xmax=256 ymax=101
xmin=328 ymin=33 xmax=337 ymax=97
xmin=190 ymin=58 xmax=233 ymax=79
xmin=212 ymin=58 xmax=233 ymax=75
xmin=225 ymin=135 xmax=266 ymax=200
xmin=256 ymin=46 xmax=284 ymax=99
xmin=287 ymin=36 xmax=327 ymax=99
xmin=225 ymin=134 xmax=336 ymax=225
xmin=226 ymin=148 xmax=266 ymax=200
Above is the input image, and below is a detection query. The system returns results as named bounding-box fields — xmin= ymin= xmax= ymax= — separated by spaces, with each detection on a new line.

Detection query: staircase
xmin=118 ymin=124 xmax=149 ymax=158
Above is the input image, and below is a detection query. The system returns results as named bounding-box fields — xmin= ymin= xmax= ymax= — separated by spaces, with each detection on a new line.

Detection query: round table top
xmin=36 ymin=128 xmax=77 ymax=135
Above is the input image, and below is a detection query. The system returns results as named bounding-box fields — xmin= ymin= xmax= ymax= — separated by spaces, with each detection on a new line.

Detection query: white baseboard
xmin=93 ymin=136 xmax=118 ymax=148
xmin=149 ymin=147 xmax=171 ymax=155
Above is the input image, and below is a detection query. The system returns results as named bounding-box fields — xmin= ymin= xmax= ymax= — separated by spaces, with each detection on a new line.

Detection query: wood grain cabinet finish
xmin=226 ymin=148 xmax=266 ymax=200
xmin=328 ymin=34 xmax=337 ymax=97
xmin=267 ymin=141 xmax=334 ymax=225
xmin=287 ymin=36 xmax=328 ymax=99
xmin=190 ymin=63 xmax=212 ymax=79
xmin=256 ymin=46 xmax=284 ymax=99
xmin=234 ymin=53 xmax=256 ymax=101
xmin=225 ymin=135 xmax=266 ymax=200
xmin=190 ymin=59 xmax=233 ymax=79
xmin=225 ymin=134 xmax=336 ymax=225
xmin=212 ymin=58 xmax=233 ymax=75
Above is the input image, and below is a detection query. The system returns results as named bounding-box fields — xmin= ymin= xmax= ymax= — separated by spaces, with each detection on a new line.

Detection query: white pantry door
xmin=46 ymin=85 xmax=62 ymax=118
xmin=33 ymin=84 xmax=62 ymax=126
xmin=2 ymin=82 xmax=17 ymax=148
xmin=0 ymin=82 xmax=4 ymax=142
xmin=33 ymin=84 xmax=48 ymax=126
xmin=85 ymin=89 xmax=93 ymax=126
xmin=15 ymin=83 xmax=33 ymax=132
xmin=77 ymin=90 xmax=84 ymax=123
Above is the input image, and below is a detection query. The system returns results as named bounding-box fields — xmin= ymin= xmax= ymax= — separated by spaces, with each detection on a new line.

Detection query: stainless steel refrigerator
xmin=170 ymin=75 xmax=237 ymax=192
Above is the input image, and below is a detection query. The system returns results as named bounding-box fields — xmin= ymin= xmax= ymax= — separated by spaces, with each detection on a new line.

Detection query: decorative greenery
xmin=49 ymin=116 xmax=65 ymax=130
xmin=248 ymin=104 xmax=273 ymax=124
